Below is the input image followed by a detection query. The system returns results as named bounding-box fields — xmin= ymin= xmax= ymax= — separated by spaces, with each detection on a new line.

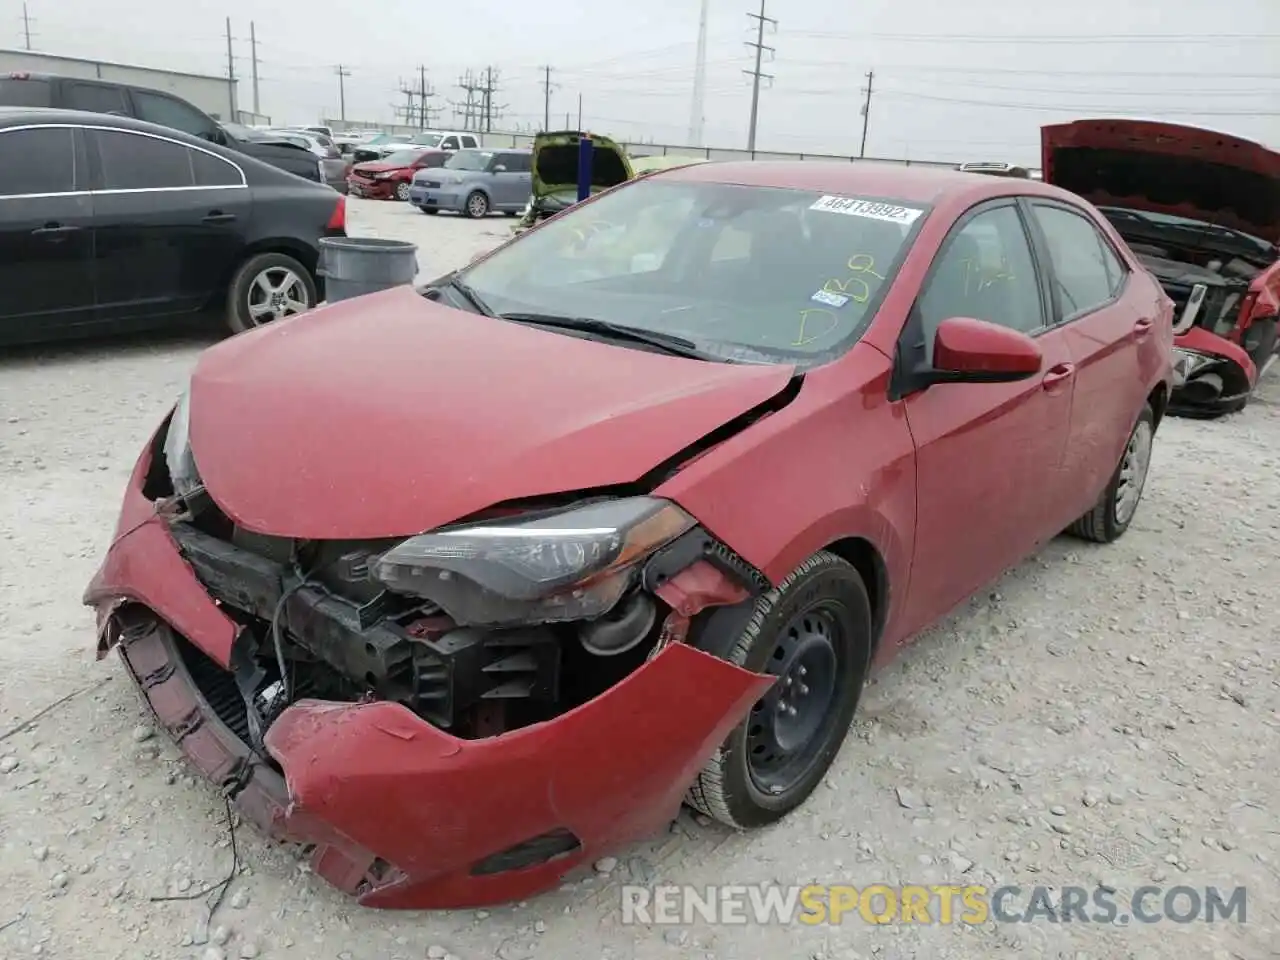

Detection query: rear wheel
xmin=463 ymin=190 xmax=490 ymax=218
xmin=225 ymin=252 xmax=316 ymax=335
xmin=687 ymin=551 xmax=871 ymax=829
xmin=1067 ymin=404 xmax=1155 ymax=543
xmin=421 ymin=207 xmax=439 ymax=215
xmin=394 ymin=182 xmax=411 ymax=201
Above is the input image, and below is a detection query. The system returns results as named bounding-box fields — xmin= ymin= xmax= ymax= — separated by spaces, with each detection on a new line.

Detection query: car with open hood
xmin=1041 ymin=118 xmax=1279 ymax=417
xmin=85 ymin=160 xmax=1171 ymax=909
xmin=513 ymin=130 xmax=634 ymax=231
xmin=347 ymin=147 xmax=448 ymax=200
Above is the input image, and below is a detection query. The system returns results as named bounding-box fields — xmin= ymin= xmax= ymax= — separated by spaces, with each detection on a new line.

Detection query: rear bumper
xmin=82 ymin=441 xmax=772 ymax=909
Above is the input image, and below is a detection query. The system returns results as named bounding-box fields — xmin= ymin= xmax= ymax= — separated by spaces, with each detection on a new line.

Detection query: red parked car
xmin=85 ymin=162 xmax=1172 ymax=909
xmin=346 ymin=147 xmax=447 ymax=201
xmin=1041 ymin=119 xmax=1279 ymax=417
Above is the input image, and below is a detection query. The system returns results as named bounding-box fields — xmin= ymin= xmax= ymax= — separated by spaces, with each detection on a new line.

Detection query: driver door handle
xmin=1042 ymin=362 xmax=1075 ymax=392
xmin=202 ymin=211 xmax=236 ymax=224
xmin=1133 ymin=316 xmax=1155 ymax=338
xmin=31 ymin=223 xmax=80 ymax=237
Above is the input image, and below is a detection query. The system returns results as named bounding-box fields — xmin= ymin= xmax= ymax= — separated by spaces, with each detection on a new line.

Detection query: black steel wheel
xmin=687 ymin=551 xmax=872 ymax=829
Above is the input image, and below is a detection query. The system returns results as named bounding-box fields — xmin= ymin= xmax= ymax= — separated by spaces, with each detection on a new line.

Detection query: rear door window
xmin=131 ymin=90 xmax=217 ymax=138
xmin=441 ymin=135 xmax=460 ymax=150
xmin=0 ymin=126 xmax=77 ymax=196
xmin=0 ymin=76 xmax=53 ymax=106
xmin=1031 ymin=204 xmax=1125 ymax=318
xmin=94 ymin=129 xmax=195 ymax=190
xmin=460 ymin=135 xmax=478 ymax=148
xmin=65 ymin=82 xmax=128 ymax=114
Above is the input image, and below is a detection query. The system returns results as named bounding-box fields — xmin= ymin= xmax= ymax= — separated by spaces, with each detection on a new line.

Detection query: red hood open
xmin=186 ymin=286 xmax=794 ymax=540
xmin=1040 ymin=119 xmax=1280 ymax=244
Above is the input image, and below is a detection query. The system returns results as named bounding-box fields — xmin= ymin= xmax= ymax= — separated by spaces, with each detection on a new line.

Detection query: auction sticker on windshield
xmin=810 ymin=196 xmax=923 ymax=225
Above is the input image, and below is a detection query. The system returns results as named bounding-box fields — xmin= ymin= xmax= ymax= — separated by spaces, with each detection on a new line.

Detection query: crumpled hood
xmin=1041 ymin=119 xmax=1280 ymax=243
xmin=351 ymin=161 xmax=403 ymax=175
xmin=186 ymin=286 xmax=794 ymax=540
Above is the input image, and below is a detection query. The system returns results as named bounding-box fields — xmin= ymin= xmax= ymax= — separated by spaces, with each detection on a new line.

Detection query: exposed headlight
xmin=162 ymin=389 xmax=202 ymax=499
xmin=370 ymin=497 xmax=696 ymax=627
xmin=1172 ymin=347 xmax=1222 ymax=386
xmin=373 ymin=171 xmax=394 ymax=180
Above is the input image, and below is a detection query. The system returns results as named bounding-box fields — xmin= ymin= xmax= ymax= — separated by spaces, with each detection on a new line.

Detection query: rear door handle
xmin=1042 ymin=362 xmax=1076 ymax=391
xmin=202 ymin=211 xmax=236 ymax=224
xmin=1133 ymin=316 xmax=1155 ymax=338
xmin=31 ymin=223 xmax=80 ymax=237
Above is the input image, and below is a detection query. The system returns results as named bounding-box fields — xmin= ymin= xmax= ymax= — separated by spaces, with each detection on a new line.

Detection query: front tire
xmin=463 ymin=190 xmax=490 ymax=218
xmin=421 ymin=207 xmax=439 ymax=215
xmin=225 ymin=252 xmax=317 ymax=335
xmin=687 ymin=551 xmax=872 ymax=829
xmin=394 ymin=182 xmax=411 ymax=201
xmin=1067 ymin=404 xmax=1155 ymax=543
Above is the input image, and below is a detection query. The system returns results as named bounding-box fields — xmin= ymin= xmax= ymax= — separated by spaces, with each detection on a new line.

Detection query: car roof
xmin=0 ymin=107 xmax=211 ymax=142
xmin=659 ymin=159 xmax=1079 ymax=206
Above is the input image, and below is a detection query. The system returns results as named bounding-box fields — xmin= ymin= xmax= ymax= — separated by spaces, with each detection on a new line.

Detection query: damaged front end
xmin=83 ymin=404 xmax=777 ymax=907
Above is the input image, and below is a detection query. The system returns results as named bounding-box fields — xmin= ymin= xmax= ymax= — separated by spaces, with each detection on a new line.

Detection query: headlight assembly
xmin=161 ymin=388 xmax=201 ymax=499
xmin=370 ymin=497 xmax=696 ymax=627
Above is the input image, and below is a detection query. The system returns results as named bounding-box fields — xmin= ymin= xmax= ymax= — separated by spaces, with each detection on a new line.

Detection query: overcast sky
xmin=8 ymin=0 xmax=1278 ymax=163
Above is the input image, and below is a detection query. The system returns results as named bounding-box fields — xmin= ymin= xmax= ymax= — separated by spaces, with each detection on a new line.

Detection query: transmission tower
xmin=415 ymin=65 xmax=440 ymax=128
xmin=689 ymin=0 xmax=709 ymax=145
xmin=743 ymin=0 xmax=776 ymax=152
xmin=450 ymin=70 xmax=486 ymax=131
xmin=477 ymin=66 xmax=506 ymax=133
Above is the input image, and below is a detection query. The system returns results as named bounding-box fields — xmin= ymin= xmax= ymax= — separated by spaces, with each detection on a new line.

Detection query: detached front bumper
xmin=347 ymin=178 xmax=396 ymax=199
xmin=83 ymin=444 xmax=772 ymax=909
xmin=1169 ymin=327 xmax=1258 ymax=418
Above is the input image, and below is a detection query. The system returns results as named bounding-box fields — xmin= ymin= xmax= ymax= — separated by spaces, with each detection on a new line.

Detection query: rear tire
xmin=421 ymin=207 xmax=439 ymax=215
xmin=686 ymin=551 xmax=871 ymax=829
xmin=225 ymin=252 xmax=317 ymax=335
xmin=394 ymin=182 xmax=411 ymax=201
xmin=1067 ymin=404 xmax=1155 ymax=543
xmin=463 ymin=190 xmax=490 ymax=218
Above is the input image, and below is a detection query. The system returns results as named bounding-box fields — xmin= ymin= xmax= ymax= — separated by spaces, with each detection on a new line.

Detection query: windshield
xmin=446 ymin=149 xmax=494 ymax=171
xmin=458 ymin=179 xmax=928 ymax=366
xmin=383 ymin=149 xmax=423 ymax=166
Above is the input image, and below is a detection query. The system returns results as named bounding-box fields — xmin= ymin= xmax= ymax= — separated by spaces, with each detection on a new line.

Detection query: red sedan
xmin=346 ymin=147 xmax=446 ymax=200
xmin=85 ymin=162 xmax=1173 ymax=909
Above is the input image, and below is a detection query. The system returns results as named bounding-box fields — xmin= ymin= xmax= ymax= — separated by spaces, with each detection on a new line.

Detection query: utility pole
xmin=224 ymin=18 xmax=237 ymax=121
xmin=478 ymin=66 xmax=504 ymax=133
xmin=334 ymin=64 xmax=351 ymax=121
xmin=451 ymin=70 xmax=483 ymax=131
xmin=577 ymin=92 xmax=582 ymax=129
xmin=21 ymin=3 xmax=34 ymax=50
xmin=397 ymin=77 xmax=417 ymax=126
xmin=249 ymin=21 xmax=260 ymax=116
xmin=859 ymin=70 xmax=874 ymax=158
xmin=743 ymin=0 xmax=776 ymax=153
xmin=540 ymin=66 xmax=557 ymax=132
xmin=689 ymin=0 xmax=709 ymax=145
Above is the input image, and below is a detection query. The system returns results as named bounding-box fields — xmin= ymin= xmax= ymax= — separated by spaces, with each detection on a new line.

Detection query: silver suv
xmin=409 ymin=148 xmax=532 ymax=218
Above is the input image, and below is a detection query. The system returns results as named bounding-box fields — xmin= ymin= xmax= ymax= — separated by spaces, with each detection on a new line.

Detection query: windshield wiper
xmin=497 ymin=312 xmax=717 ymax=361
xmin=444 ymin=275 xmax=495 ymax=316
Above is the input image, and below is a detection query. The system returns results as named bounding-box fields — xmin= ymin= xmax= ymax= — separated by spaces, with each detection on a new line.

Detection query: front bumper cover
xmin=84 ymin=442 xmax=773 ymax=908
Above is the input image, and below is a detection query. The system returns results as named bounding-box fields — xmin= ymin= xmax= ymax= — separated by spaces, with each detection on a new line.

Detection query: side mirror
xmin=927 ymin=316 xmax=1042 ymax=384
xmin=492 ymin=164 xmax=507 ymax=173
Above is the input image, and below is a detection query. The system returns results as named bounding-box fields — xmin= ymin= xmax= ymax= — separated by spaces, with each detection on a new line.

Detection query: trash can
xmin=318 ymin=236 xmax=419 ymax=303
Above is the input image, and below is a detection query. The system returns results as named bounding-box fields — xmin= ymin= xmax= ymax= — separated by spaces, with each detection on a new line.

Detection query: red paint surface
xmin=187 ymin=285 xmax=794 ymax=538
xmin=1177 ymin=325 xmax=1258 ymax=386
xmin=933 ymin=316 xmax=1043 ymax=374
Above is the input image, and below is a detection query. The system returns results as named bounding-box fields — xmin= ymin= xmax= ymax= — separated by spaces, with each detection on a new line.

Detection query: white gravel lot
xmin=1 ymin=197 xmax=1278 ymax=960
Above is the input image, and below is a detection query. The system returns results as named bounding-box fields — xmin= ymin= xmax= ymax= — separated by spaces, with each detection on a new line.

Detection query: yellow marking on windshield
xmin=794 ymin=308 xmax=840 ymax=346
xmin=820 ymin=254 xmax=884 ymax=304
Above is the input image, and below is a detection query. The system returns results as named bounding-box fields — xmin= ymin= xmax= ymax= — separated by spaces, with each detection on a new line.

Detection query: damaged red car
xmin=85 ymin=162 xmax=1173 ymax=909
xmin=346 ymin=147 xmax=447 ymax=201
xmin=1042 ymin=119 xmax=1279 ymax=417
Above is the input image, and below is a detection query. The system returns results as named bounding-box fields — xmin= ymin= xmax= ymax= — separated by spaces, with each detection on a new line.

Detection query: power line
xmin=788 ymin=29 xmax=1280 ymax=45
xmin=875 ymin=89 xmax=1280 ymax=116
xmin=858 ymin=70 xmax=873 ymax=159
xmin=334 ymin=64 xmax=351 ymax=121
xmin=743 ymin=0 xmax=776 ymax=152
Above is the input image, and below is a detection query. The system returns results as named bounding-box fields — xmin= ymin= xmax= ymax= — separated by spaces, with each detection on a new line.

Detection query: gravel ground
xmin=1 ymin=197 xmax=1277 ymax=960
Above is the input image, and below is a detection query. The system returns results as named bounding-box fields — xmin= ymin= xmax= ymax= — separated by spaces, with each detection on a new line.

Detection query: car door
xmin=895 ymin=200 xmax=1077 ymax=636
xmin=488 ymin=152 xmax=524 ymax=208
xmin=1024 ymin=200 xmax=1150 ymax=519
xmin=87 ymin=126 xmax=250 ymax=322
xmin=0 ymin=124 xmax=96 ymax=342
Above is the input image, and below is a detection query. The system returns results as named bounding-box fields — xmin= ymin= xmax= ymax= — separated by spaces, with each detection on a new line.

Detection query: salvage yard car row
xmin=1 ymin=88 xmax=1276 ymax=914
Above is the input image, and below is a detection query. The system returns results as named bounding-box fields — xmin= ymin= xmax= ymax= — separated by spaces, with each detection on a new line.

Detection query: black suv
xmin=0 ymin=72 xmax=338 ymax=188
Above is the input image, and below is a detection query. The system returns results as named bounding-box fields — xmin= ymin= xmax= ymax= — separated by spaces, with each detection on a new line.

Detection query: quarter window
xmin=65 ymin=82 xmax=127 ymax=114
xmin=0 ymin=127 xmax=76 ymax=196
xmin=1031 ymin=204 xmax=1125 ymax=316
xmin=191 ymin=149 xmax=242 ymax=187
xmin=916 ymin=204 xmax=1045 ymax=362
